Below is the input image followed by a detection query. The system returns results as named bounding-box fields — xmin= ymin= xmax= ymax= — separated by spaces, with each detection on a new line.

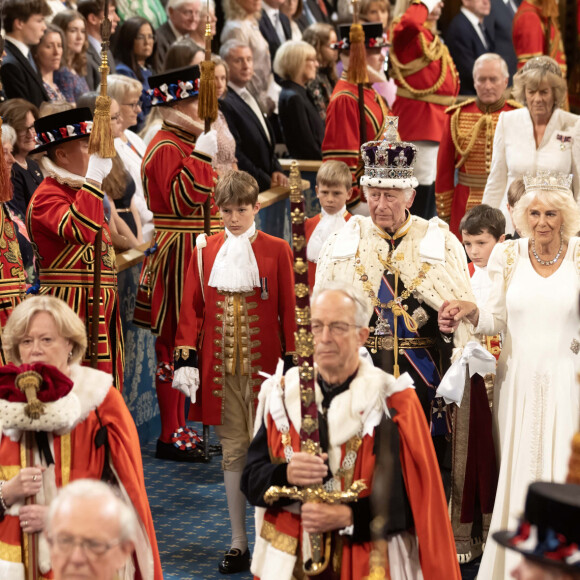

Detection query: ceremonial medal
xmin=374 ymin=312 xmax=390 ymax=335
xmin=260 ymin=277 xmax=269 ymax=300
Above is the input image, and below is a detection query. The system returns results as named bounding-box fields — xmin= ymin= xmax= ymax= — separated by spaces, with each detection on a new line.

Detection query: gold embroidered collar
xmin=373 ymin=212 xmax=412 ymax=241
xmin=476 ymin=96 xmax=506 ymax=114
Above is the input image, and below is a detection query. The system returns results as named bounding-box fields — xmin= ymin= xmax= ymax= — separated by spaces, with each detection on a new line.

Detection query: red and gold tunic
xmin=133 ymin=121 xmax=220 ymax=338
xmin=305 ymin=211 xmax=351 ymax=290
xmin=435 ymin=98 xmax=522 ymax=237
xmin=0 ymin=365 xmax=162 ymax=580
xmin=174 ymin=230 xmax=296 ymax=425
xmin=0 ymin=205 xmax=26 ymax=363
xmin=513 ymin=0 xmax=567 ymax=76
xmin=26 ymin=176 xmax=123 ymax=388
xmin=322 ymin=75 xmax=390 ymax=208
xmin=390 ymin=1 xmax=460 ymax=143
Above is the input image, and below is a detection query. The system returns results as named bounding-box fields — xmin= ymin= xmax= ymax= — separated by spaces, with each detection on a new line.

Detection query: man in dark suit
xmin=484 ymin=0 xmax=518 ymax=83
xmin=445 ymin=0 xmax=493 ymax=95
xmin=156 ymin=0 xmax=201 ymax=70
xmin=219 ymin=40 xmax=288 ymax=192
xmin=259 ymin=0 xmax=292 ymax=65
xmin=77 ymin=0 xmax=120 ymax=91
xmin=1 ymin=0 xmax=51 ymax=108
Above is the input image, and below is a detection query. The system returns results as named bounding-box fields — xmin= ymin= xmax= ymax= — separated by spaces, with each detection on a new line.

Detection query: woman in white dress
xmin=439 ymin=172 xmax=580 ymax=579
xmin=482 ymin=56 xmax=580 ymax=235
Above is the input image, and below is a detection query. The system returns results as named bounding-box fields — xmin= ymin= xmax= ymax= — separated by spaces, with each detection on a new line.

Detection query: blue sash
xmin=376 ymin=272 xmax=450 ymax=436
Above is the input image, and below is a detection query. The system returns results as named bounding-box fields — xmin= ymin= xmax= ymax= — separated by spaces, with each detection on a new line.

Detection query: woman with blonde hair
xmin=483 ymin=56 xmax=580 ymax=234
xmin=440 ymin=172 xmax=580 ymax=579
xmin=274 ymin=40 xmax=324 ymax=159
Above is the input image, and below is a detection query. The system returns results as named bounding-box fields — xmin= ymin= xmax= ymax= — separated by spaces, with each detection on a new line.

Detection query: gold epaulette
xmin=445 ymin=98 xmax=476 ymax=115
xmin=506 ymin=99 xmax=524 ymax=109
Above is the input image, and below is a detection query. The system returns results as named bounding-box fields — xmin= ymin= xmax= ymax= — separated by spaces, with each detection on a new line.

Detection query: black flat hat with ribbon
xmin=493 ymin=482 xmax=580 ymax=573
xmin=333 ymin=22 xmax=387 ymax=50
xmin=32 ymin=108 xmax=93 ymax=155
xmin=149 ymin=64 xmax=201 ymax=107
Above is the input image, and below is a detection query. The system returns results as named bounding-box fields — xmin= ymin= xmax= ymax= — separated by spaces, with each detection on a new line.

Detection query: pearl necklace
xmin=531 ymin=237 xmax=564 ymax=266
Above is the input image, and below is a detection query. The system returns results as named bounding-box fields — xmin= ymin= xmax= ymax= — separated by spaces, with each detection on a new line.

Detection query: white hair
xmin=46 ymin=479 xmax=138 ymax=543
xmin=362 ymin=184 xmax=415 ymax=201
xmin=1 ymin=124 xmax=16 ymax=147
xmin=219 ymin=39 xmax=251 ymax=62
xmin=167 ymin=0 xmax=200 ymax=14
xmin=473 ymin=53 xmax=509 ymax=80
xmin=312 ymin=282 xmax=373 ymax=327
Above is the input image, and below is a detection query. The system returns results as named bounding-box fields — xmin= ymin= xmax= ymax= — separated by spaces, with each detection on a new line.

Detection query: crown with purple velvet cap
xmin=360 ymin=117 xmax=418 ymax=189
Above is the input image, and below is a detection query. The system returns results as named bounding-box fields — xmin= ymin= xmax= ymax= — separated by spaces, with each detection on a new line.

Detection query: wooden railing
xmin=115 ymin=178 xmax=311 ymax=273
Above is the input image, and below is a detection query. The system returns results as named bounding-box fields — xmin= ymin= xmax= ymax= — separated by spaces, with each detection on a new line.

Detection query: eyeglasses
xmin=19 ymin=125 xmax=36 ymax=136
xmin=122 ymin=101 xmax=141 ymax=111
xmin=110 ymin=113 xmax=122 ymax=122
xmin=47 ymin=534 xmax=121 ymax=559
xmin=135 ymin=34 xmax=155 ymax=42
xmin=310 ymin=321 xmax=360 ymax=336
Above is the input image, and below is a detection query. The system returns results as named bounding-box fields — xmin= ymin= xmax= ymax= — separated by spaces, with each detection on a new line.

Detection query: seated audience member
xmin=52 ymin=10 xmax=91 ymax=103
xmin=446 ymin=0 xmax=493 ymax=95
xmin=190 ymin=0 xmax=217 ymax=48
xmin=505 ymin=176 xmax=525 ymax=239
xmin=302 ymin=22 xmax=338 ymax=121
xmin=0 ymin=296 xmax=162 ymax=579
xmin=241 ymin=284 xmax=461 ymax=580
xmin=492 ymin=482 xmax=580 ymax=580
xmin=0 ymin=99 xmax=44 ymax=222
xmin=32 ymin=24 xmax=67 ymax=102
xmin=280 ymin=0 xmax=305 ymax=39
xmin=274 ymin=40 xmax=325 ymax=160
xmin=45 ymin=479 xmax=138 ymax=580
xmin=173 ymin=170 xmax=296 ymax=574
xmin=102 ymin=75 xmax=155 ymax=242
xmin=0 ymin=125 xmax=36 ymax=286
xmin=112 ymin=17 xmax=157 ymax=129
xmin=77 ymin=0 xmax=120 ymax=91
xmin=1 ymin=0 xmax=52 ymax=107
xmin=221 ymin=0 xmax=280 ymax=116
xmin=259 ymin=0 xmax=292 ymax=66
xmin=219 ymin=39 xmax=288 ymax=191
xmin=305 ymin=160 xmax=352 ymax=289
xmin=213 ymin=55 xmax=239 ymax=175
xmin=156 ymin=0 xmax=202 ymax=70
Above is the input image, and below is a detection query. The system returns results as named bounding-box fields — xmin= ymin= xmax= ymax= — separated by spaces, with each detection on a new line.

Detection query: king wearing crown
xmin=315 ymin=117 xmax=480 ymax=546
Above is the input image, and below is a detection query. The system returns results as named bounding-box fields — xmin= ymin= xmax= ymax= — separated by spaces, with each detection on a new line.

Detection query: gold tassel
xmin=198 ymin=59 xmax=218 ymax=124
xmin=348 ymin=23 xmax=369 ymax=85
xmin=88 ymin=94 xmax=116 ymax=157
xmin=0 ymin=114 xmax=13 ymax=202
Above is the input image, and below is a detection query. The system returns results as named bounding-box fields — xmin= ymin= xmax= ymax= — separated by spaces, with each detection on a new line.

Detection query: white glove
xmin=85 ymin=154 xmax=113 ymax=185
xmin=195 ymin=130 xmax=218 ymax=158
xmin=172 ymin=366 xmax=200 ymax=402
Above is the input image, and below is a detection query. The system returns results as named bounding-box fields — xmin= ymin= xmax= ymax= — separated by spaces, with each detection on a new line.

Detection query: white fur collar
xmin=0 ymin=364 xmax=112 ymax=442
xmin=40 ymin=156 xmax=85 ymax=189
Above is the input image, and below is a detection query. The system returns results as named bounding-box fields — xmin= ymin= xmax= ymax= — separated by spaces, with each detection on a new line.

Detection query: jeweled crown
xmin=523 ymin=170 xmax=573 ymax=195
xmin=360 ymin=117 xmax=418 ymax=189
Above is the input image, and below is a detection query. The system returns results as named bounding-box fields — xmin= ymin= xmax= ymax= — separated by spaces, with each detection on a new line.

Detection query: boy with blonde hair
xmin=172 ymin=170 xmax=296 ymax=574
xmin=306 ymin=160 xmax=352 ymax=289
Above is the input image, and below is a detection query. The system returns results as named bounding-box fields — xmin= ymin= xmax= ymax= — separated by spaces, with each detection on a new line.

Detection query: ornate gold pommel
xmin=294 ymin=258 xmax=308 ymax=275
xmin=289 ymin=161 xmax=302 ymax=204
xmin=205 ymin=21 xmax=212 ymax=36
xmin=264 ymin=479 xmax=367 ymax=505
xmin=291 ymin=207 xmax=305 ymax=225
xmin=292 ymin=234 xmax=306 ymax=252
xmin=295 ymin=328 xmax=314 ymax=357
xmin=15 ymin=370 xmax=45 ymax=420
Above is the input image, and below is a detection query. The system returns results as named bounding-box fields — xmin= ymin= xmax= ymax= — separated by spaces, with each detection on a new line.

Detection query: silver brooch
xmin=412 ymin=306 xmax=429 ymax=329
xmin=570 ymin=338 xmax=580 ymax=355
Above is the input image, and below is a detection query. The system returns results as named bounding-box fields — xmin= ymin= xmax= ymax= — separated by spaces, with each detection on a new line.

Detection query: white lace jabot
xmin=307 ymin=207 xmax=347 ymax=263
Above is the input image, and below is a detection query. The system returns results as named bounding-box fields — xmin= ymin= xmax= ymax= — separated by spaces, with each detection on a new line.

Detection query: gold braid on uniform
xmin=389 ymin=23 xmax=456 ymax=97
xmin=450 ymin=108 xmax=494 ymax=171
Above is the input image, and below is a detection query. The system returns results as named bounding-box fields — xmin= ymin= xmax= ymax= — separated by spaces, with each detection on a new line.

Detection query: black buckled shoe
xmin=155 ymin=440 xmax=206 ymax=462
xmin=218 ymin=548 xmax=251 ymax=574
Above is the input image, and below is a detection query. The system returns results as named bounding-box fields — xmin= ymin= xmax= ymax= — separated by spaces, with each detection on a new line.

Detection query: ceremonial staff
xmin=197 ymin=0 xmax=218 ymax=236
xmin=348 ymin=0 xmax=369 ymax=148
xmin=264 ymin=163 xmax=366 ymax=575
xmin=88 ymin=0 xmax=116 ymax=368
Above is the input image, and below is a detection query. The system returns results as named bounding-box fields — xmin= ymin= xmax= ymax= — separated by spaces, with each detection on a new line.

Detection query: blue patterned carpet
xmin=142 ymin=425 xmax=254 ymax=580
xmin=142 ymin=424 xmax=480 ymax=580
